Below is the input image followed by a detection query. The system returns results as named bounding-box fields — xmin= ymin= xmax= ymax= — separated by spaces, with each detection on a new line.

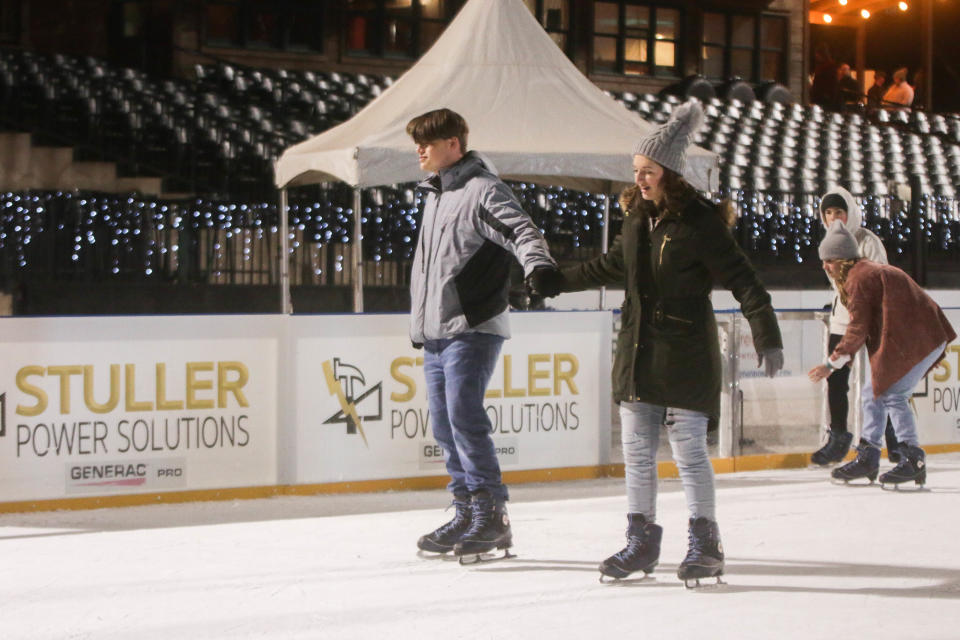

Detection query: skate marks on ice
xmin=700 ymin=557 xmax=960 ymax=599
xmin=456 ymin=555 xmax=597 ymax=573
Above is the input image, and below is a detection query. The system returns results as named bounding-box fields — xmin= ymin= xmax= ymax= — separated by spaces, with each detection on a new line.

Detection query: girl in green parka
xmin=530 ymin=100 xmax=784 ymax=587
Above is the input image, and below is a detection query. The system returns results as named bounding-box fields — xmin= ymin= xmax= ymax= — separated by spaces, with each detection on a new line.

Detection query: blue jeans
xmin=423 ymin=332 xmax=507 ymax=502
xmin=861 ymin=342 xmax=946 ymax=449
xmin=620 ymin=401 xmax=715 ymax=521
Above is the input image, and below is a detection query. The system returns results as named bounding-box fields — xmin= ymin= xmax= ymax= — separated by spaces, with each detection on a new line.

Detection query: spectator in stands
xmin=809 ymin=222 xmax=955 ymax=487
xmin=810 ymin=43 xmax=840 ymax=109
xmin=837 ymin=64 xmax=860 ymax=108
xmin=811 ymin=186 xmax=900 ymax=467
xmin=406 ymin=108 xmax=559 ymax=561
xmin=866 ymin=71 xmax=887 ymax=108
xmin=530 ymin=100 xmax=783 ymax=586
xmin=882 ymin=67 xmax=914 ymax=108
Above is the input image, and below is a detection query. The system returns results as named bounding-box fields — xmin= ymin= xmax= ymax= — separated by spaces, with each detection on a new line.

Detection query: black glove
xmin=526 ymin=266 xmax=565 ymax=298
xmin=757 ymin=348 xmax=784 ymax=378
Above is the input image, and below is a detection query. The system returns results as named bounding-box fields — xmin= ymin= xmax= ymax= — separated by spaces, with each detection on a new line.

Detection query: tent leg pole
xmin=353 ymin=187 xmax=364 ymax=313
xmin=599 ymin=188 xmax=611 ymax=310
xmin=279 ymin=187 xmax=291 ymax=314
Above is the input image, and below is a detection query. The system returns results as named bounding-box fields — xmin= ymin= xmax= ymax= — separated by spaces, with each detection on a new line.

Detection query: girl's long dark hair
xmin=619 ymin=168 xmax=735 ymax=227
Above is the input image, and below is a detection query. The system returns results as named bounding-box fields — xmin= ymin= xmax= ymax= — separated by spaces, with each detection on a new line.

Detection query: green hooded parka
xmin=561 ymin=185 xmax=783 ymax=417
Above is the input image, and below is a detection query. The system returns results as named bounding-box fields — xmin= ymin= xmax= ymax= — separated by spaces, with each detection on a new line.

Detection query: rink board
xmin=914 ymin=308 xmax=960 ymax=443
xmin=0 ymin=311 xmax=612 ymax=504
xmin=0 ymin=315 xmax=280 ymax=502
xmin=1 ymin=308 xmax=957 ymax=509
xmin=290 ymin=312 xmax=612 ymax=484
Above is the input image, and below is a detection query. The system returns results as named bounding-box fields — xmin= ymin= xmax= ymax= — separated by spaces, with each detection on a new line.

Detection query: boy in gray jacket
xmin=812 ymin=185 xmax=900 ymax=465
xmin=406 ymin=108 xmax=561 ymax=561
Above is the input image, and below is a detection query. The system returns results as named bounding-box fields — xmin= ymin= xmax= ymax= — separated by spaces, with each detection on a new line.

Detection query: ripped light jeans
xmin=620 ymin=400 xmax=715 ymax=522
xmin=861 ymin=342 xmax=946 ymax=450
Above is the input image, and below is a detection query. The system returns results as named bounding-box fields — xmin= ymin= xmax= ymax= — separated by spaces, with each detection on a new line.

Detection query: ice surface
xmin=2 ymin=454 xmax=959 ymax=640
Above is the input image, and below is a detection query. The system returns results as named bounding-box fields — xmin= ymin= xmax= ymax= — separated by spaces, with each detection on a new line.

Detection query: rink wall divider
xmin=2 ymin=309 xmax=958 ymax=514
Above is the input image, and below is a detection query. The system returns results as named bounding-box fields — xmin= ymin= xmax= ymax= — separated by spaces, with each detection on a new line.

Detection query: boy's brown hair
xmin=406 ymin=108 xmax=469 ymax=153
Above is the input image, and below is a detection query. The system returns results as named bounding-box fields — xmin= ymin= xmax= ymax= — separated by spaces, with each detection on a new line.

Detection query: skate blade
xmin=683 ymin=575 xmax=726 ymax=589
xmin=829 ymin=477 xmax=876 ymax=486
xmin=416 ymin=549 xmax=459 ymax=560
xmin=599 ymin=573 xmax=656 ymax=585
xmin=880 ymin=481 xmax=928 ymax=492
xmin=458 ymin=548 xmax=516 ymax=566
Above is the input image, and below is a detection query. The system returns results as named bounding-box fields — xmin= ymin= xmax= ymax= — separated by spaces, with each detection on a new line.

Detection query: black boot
xmin=831 ymin=439 xmax=880 ymax=483
xmin=677 ymin=517 xmax=725 ymax=587
xmin=811 ymin=430 xmax=853 ymax=465
xmin=453 ymin=490 xmax=512 ymax=559
xmin=879 ymin=444 xmax=926 ymax=488
xmin=417 ymin=493 xmax=472 ymax=553
xmin=599 ymin=513 xmax=662 ymax=580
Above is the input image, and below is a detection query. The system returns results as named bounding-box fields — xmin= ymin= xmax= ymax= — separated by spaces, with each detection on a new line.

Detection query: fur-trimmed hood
xmin=619 ymin=184 xmax=735 ymax=227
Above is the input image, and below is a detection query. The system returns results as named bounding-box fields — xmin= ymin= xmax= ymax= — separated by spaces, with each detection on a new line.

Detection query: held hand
xmin=808 ymin=364 xmax=831 ymax=382
xmin=526 ymin=266 xmax=565 ymax=298
xmin=757 ymin=348 xmax=784 ymax=378
xmin=508 ymin=286 xmax=543 ymax=311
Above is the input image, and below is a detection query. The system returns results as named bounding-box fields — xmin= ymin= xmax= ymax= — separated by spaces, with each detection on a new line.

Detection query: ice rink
xmin=3 ymin=453 xmax=959 ymax=640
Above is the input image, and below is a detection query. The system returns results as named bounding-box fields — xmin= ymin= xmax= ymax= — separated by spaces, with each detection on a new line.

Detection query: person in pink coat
xmin=808 ymin=221 xmax=956 ymax=487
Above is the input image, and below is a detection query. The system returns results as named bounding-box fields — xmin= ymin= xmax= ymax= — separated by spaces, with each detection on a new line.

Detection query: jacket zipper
xmin=658 ymin=234 xmax=671 ymax=268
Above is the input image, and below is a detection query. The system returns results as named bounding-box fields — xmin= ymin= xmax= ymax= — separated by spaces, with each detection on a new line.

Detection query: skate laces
xmin=684 ymin=524 xmax=716 ymax=562
xmin=434 ymin=501 xmax=470 ymax=537
xmin=464 ymin=500 xmax=493 ymax=536
xmin=685 ymin=528 xmax=706 ymax=561
xmin=614 ymin=535 xmax=646 ymax=562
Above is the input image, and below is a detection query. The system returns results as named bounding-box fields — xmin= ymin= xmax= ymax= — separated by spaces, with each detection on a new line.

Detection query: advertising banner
xmin=0 ymin=316 xmax=279 ymax=502
xmin=913 ymin=308 xmax=960 ymax=445
xmin=292 ymin=312 xmax=611 ymax=484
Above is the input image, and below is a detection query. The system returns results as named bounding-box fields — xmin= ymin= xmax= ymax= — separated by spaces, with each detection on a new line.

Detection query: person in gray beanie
xmin=809 ymin=220 xmax=955 ymax=487
xmin=813 ymin=200 xmax=900 ymax=468
xmin=530 ymin=99 xmax=784 ymax=587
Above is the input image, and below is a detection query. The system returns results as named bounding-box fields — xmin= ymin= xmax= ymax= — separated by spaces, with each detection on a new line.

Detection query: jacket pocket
xmin=454 ymin=239 xmax=512 ymax=327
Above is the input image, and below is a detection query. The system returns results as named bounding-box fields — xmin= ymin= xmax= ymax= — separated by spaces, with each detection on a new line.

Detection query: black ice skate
xmin=811 ymin=431 xmax=853 ymax=466
xmin=453 ymin=490 xmax=514 ymax=564
xmin=831 ymin=439 xmax=880 ymax=484
xmin=677 ymin=517 xmax=725 ymax=588
xmin=879 ymin=444 xmax=927 ymax=490
xmin=599 ymin=513 xmax=662 ymax=583
xmin=417 ymin=494 xmax=472 ymax=554
xmin=885 ymin=423 xmax=901 ymax=463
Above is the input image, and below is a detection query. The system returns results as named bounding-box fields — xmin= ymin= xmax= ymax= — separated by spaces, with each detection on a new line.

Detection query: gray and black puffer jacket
xmin=410 ymin=151 xmax=556 ymax=345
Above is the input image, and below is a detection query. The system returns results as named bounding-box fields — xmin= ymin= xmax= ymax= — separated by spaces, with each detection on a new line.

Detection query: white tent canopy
xmin=274 ymin=0 xmax=718 ymax=193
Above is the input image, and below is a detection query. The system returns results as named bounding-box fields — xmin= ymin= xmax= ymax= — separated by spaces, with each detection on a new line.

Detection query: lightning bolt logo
xmin=323 ymin=359 xmax=369 ymax=447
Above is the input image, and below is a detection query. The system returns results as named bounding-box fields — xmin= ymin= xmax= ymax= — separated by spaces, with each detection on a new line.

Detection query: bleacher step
xmin=0 ymin=132 xmax=182 ymax=197
xmin=0 ymin=132 xmax=32 ymax=189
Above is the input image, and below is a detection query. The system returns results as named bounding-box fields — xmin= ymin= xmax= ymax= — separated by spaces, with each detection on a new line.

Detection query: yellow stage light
xmin=899 ymin=1 xmax=908 ymax=10
xmin=824 ymin=13 xmax=833 ymax=23
xmin=839 ymin=0 xmax=848 ymax=6
xmin=861 ymin=8 xmax=871 ymax=18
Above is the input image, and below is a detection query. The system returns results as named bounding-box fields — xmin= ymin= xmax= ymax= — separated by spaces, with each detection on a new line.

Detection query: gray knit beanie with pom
xmin=632 ymin=99 xmax=704 ymax=175
xmin=819 ymin=220 xmax=859 ymax=261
